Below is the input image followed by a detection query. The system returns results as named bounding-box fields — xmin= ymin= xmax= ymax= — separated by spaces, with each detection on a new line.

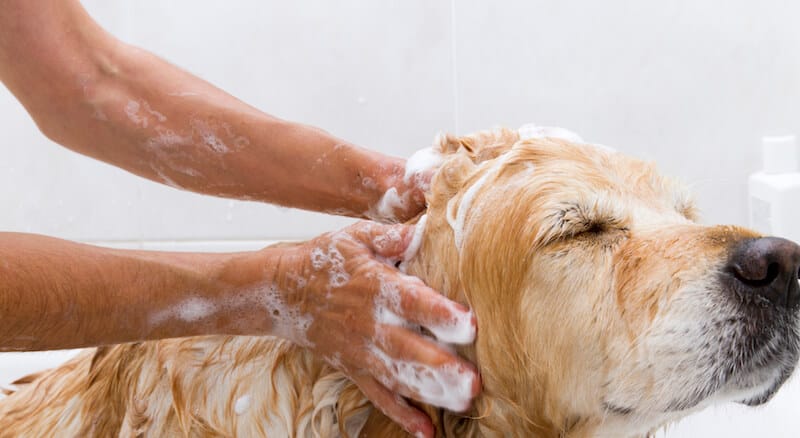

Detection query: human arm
xmin=0 ymin=222 xmax=478 ymax=437
xmin=0 ymin=0 xmax=425 ymax=222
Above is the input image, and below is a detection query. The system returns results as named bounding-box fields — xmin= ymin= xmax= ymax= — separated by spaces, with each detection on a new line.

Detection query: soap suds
xmin=249 ymin=283 xmax=314 ymax=347
xmin=370 ymin=187 xmax=407 ymax=223
xmin=374 ymin=266 xmax=475 ymax=345
xmin=517 ymin=124 xmax=583 ymax=143
xmin=398 ymin=214 xmax=427 ymax=273
xmin=372 ymin=225 xmax=404 ymax=256
xmin=374 ymin=274 xmax=410 ymax=328
xmin=234 ymin=395 xmax=251 ymax=415
xmin=370 ymin=344 xmax=475 ymax=412
xmin=190 ymin=118 xmax=229 ymax=153
xmin=149 ymin=296 xmax=217 ymax=326
xmin=175 ymin=297 xmax=216 ymax=322
xmin=310 ymin=241 xmax=350 ymax=289
xmin=447 ymin=156 xmax=507 ymax=249
xmin=402 ymin=214 xmax=427 ymax=262
xmin=517 ymin=123 xmax=616 ymax=152
xmin=125 ymin=100 xmax=148 ymax=128
xmin=125 ymin=100 xmax=167 ymax=129
xmin=167 ymin=91 xmax=200 ymax=97
xmin=149 ymin=283 xmax=315 ymax=347
xmin=148 ymin=126 xmax=192 ymax=149
xmin=404 ymin=147 xmax=444 ymax=190
xmin=366 ymin=144 xmax=444 ymax=223
xmin=424 ymin=304 xmax=476 ymax=345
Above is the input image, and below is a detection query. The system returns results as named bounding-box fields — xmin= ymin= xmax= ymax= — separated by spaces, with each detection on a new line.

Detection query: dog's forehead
xmin=472 ymin=139 xmax=698 ymax=243
xmin=514 ymin=139 xmax=690 ymax=212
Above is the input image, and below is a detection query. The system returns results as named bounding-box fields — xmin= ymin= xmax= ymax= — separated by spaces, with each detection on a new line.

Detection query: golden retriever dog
xmin=1 ymin=127 xmax=799 ymax=437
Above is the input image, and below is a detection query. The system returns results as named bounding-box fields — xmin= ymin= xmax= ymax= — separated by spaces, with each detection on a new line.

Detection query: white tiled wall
xmin=2 ymin=1 xmax=799 ymax=435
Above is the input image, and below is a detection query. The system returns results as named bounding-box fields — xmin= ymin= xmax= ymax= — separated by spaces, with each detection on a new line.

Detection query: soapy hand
xmin=274 ymin=221 xmax=479 ymax=438
xmin=368 ymin=147 xmax=445 ymax=224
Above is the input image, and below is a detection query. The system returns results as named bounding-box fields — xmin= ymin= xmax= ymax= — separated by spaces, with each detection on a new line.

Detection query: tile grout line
xmin=450 ymin=0 xmax=459 ymax=135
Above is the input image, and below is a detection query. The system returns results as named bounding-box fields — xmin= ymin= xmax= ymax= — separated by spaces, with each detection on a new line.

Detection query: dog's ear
xmin=426 ymin=128 xmax=521 ymax=208
xmin=433 ymin=128 xmax=520 ymax=164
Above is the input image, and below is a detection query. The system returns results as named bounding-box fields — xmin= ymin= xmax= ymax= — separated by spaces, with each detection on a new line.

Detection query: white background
xmin=1 ymin=1 xmax=799 ymax=435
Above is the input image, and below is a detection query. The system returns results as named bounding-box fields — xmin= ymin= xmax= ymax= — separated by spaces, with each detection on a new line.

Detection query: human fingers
xmin=351 ymin=373 xmax=434 ymax=438
xmin=368 ymin=324 xmax=480 ymax=412
xmin=372 ymin=266 xmax=476 ymax=345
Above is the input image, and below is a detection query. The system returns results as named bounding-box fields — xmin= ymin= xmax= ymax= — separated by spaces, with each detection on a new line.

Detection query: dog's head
xmin=408 ymin=128 xmax=800 ymax=436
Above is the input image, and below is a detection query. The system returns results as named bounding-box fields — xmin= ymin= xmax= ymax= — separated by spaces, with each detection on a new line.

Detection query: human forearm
xmin=0 ymin=0 xmax=423 ymax=220
xmin=0 ymin=232 xmax=278 ymax=350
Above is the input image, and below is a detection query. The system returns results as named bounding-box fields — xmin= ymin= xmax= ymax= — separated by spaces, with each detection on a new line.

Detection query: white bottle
xmin=748 ymin=135 xmax=800 ymax=242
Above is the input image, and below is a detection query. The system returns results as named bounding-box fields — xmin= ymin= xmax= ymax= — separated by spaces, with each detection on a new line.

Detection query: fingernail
xmin=409 ymin=417 xmax=434 ymax=438
xmin=427 ymin=307 xmax=476 ymax=345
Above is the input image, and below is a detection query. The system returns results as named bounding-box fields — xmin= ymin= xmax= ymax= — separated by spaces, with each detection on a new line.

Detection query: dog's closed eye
xmin=537 ymin=200 xmax=628 ymax=247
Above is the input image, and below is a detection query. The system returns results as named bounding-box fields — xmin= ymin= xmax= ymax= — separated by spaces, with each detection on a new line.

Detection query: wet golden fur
xmin=0 ymin=129 xmax=779 ymax=437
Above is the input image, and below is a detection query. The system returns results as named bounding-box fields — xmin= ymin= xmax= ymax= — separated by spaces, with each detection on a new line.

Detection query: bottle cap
xmin=762 ymin=135 xmax=798 ymax=174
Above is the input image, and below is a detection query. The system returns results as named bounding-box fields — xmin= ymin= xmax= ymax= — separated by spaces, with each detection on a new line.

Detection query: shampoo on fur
xmin=748 ymin=135 xmax=800 ymax=242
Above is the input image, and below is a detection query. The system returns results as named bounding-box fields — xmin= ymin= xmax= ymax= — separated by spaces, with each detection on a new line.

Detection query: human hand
xmin=367 ymin=147 xmax=445 ymax=224
xmin=266 ymin=221 xmax=479 ymax=438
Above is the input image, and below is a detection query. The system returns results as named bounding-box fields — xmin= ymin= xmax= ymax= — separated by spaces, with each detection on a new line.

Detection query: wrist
xmin=369 ymin=156 xmax=426 ymax=223
xmin=208 ymin=245 xmax=306 ymax=338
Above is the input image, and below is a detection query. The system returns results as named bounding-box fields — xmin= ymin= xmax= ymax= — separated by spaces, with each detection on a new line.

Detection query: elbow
xmin=27 ymin=73 xmax=115 ymax=150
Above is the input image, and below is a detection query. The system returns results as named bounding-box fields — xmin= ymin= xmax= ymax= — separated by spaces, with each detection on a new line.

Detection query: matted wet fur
xmin=1 ymin=128 xmax=798 ymax=437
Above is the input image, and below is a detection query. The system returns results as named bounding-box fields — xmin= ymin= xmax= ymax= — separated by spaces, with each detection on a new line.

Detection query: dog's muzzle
xmin=720 ymin=236 xmax=800 ymax=405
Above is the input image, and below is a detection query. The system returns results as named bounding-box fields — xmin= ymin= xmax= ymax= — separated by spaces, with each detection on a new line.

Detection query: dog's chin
xmin=727 ymin=340 xmax=799 ymax=407
xmin=662 ymin=317 xmax=800 ymax=413
xmin=738 ymin=385 xmax=782 ymax=406
xmin=734 ymin=358 xmax=797 ymax=406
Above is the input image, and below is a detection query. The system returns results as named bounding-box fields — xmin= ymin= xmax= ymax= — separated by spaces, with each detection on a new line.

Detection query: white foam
xmin=374 ymin=273 xmax=410 ymax=328
xmin=404 ymin=147 xmax=445 ymax=190
xmin=425 ymin=305 xmax=475 ymax=345
xmin=370 ymin=345 xmax=475 ymax=412
xmin=446 ymin=156 xmax=506 ymax=249
xmin=175 ymin=297 xmax=216 ymax=322
xmin=143 ymin=102 xmax=167 ymax=122
xmin=309 ymin=242 xmax=350 ymax=289
xmin=398 ymin=215 xmax=427 ymax=273
xmin=370 ymin=187 xmax=407 ymax=222
xmin=167 ymin=91 xmax=200 ymax=97
xmin=148 ymin=296 xmax=217 ymax=326
xmin=147 ymin=126 xmax=191 ymax=149
xmin=189 ymin=118 xmax=229 ymax=153
xmin=200 ymin=132 xmax=227 ymax=153
xmin=375 ymin=306 xmax=408 ymax=328
xmin=250 ymin=283 xmax=314 ymax=346
xmin=517 ymin=123 xmax=617 ymax=152
xmin=374 ymin=268 xmax=475 ymax=345
xmin=372 ymin=226 xmax=403 ymax=255
xmin=310 ymin=247 xmax=327 ymax=270
xmin=234 ymin=395 xmax=251 ymax=415
xmin=403 ymin=215 xmax=427 ymax=262
xmin=125 ymin=100 xmax=148 ymax=128
xmin=125 ymin=100 xmax=167 ymax=129
xmin=517 ymin=124 xmax=583 ymax=143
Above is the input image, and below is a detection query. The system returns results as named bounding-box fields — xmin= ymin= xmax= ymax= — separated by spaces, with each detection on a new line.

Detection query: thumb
xmin=349 ymin=221 xmax=425 ymax=261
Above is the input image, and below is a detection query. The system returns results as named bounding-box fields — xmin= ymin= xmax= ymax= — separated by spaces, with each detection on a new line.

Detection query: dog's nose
xmin=728 ymin=237 xmax=800 ymax=309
